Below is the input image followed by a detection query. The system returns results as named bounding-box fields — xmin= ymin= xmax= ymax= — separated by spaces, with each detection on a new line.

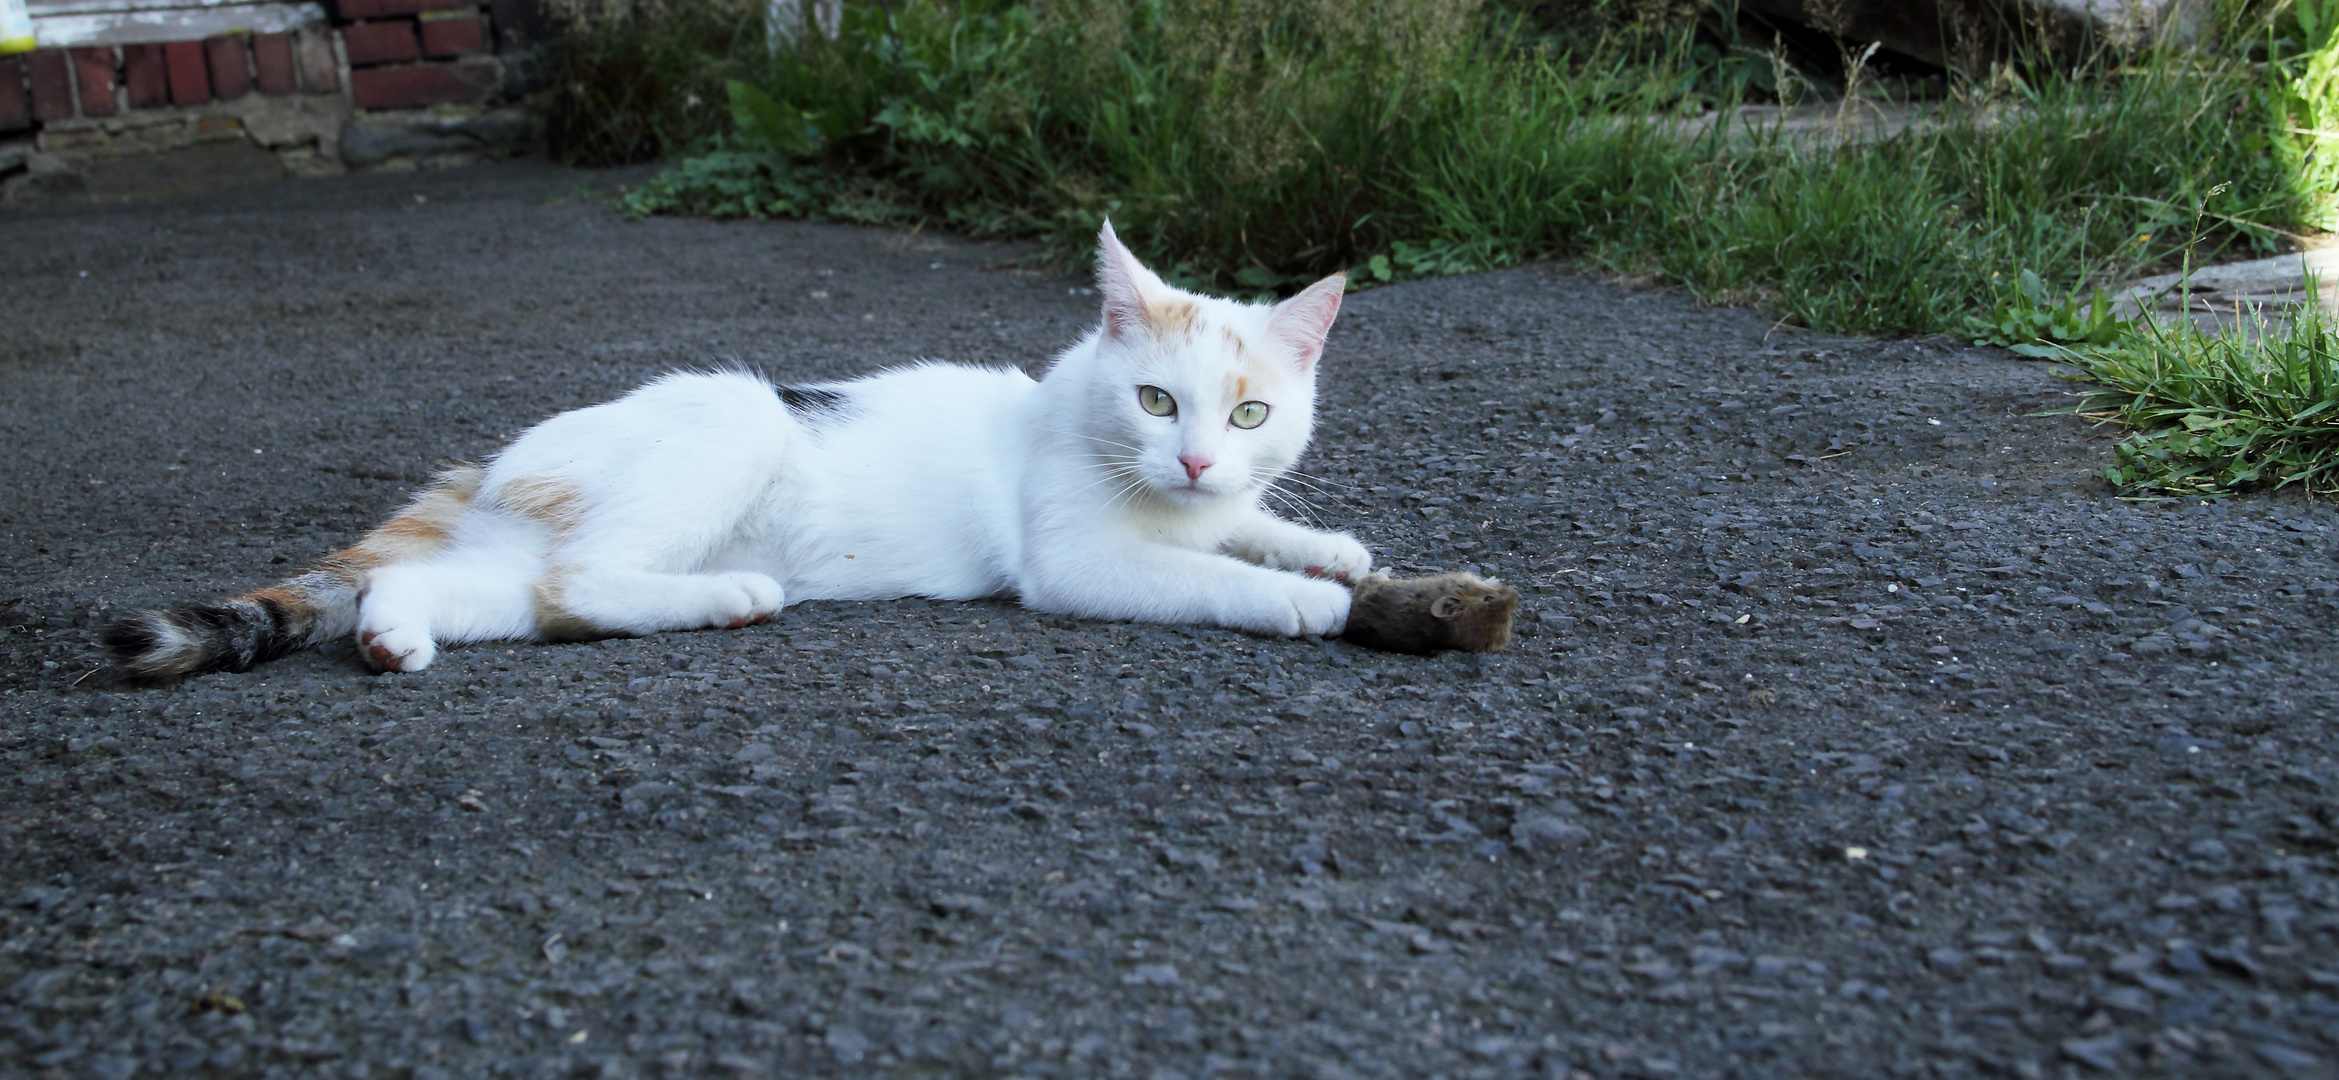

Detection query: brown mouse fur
xmin=1342 ymin=571 xmax=1520 ymax=654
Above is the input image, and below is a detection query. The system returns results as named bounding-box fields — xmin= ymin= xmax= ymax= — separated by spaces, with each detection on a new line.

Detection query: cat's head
xmin=1078 ymin=221 xmax=1345 ymax=509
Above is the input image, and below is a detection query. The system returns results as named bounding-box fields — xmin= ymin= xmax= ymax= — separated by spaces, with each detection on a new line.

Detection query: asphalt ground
xmin=3 ymin=161 xmax=2337 ymax=1080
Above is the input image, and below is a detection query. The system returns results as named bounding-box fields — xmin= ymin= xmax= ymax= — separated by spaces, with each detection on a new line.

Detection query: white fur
xmin=352 ymin=223 xmax=1369 ymax=671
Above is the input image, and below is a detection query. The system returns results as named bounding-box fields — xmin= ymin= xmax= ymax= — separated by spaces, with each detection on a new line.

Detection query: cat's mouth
xmin=1151 ymin=470 xmax=1246 ymax=504
xmin=1141 ymin=471 xmax=1214 ymax=502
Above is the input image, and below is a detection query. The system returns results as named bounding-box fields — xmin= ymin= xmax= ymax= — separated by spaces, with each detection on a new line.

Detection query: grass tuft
xmin=2073 ymin=301 xmax=2339 ymax=498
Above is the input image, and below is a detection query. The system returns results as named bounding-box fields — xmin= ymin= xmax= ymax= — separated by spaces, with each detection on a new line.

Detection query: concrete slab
xmin=2112 ymin=248 xmax=2339 ymax=337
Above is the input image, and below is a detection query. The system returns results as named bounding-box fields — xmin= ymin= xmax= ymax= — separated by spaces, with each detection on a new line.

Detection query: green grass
xmin=565 ymin=0 xmax=2339 ymax=496
xmin=2068 ymin=302 xmax=2339 ymax=497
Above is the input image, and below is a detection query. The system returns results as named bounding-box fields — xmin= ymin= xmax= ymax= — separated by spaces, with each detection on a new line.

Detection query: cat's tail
xmin=103 ymin=466 xmax=483 ymax=679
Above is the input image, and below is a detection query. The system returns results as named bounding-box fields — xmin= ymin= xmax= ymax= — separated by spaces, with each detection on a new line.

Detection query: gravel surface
xmin=5 ymin=162 xmax=2339 ymax=1080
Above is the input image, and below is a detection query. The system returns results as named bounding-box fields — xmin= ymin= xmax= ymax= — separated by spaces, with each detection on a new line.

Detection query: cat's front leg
xmin=1021 ymin=540 xmax=1351 ymax=637
xmin=1220 ymin=511 xmax=1372 ymax=583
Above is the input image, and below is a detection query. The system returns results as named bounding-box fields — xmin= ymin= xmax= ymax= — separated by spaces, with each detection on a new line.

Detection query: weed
xmin=1967 ymin=270 xmax=2125 ymax=353
xmin=537 ymin=0 xmax=780 ymax=165
xmin=2074 ymin=301 xmax=2339 ymax=497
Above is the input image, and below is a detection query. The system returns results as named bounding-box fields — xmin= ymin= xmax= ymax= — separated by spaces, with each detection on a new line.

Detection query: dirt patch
xmin=2 ymin=161 xmax=2335 ymax=1079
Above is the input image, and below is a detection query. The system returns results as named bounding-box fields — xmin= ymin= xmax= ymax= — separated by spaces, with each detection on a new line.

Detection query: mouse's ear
xmin=1430 ymin=596 xmax=1464 ymax=619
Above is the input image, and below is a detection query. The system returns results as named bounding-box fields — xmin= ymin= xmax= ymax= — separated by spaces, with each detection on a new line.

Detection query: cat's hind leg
xmin=536 ymin=566 xmax=784 ymax=637
xmin=355 ymin=549 xmax=540 ymax=672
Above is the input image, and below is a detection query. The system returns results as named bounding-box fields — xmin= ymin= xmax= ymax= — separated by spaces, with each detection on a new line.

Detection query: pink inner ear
xmin=1096 ymin=220 xmax=1163 ymax=340
xmin=1266 ymin=273 xmax=1346 ymax=372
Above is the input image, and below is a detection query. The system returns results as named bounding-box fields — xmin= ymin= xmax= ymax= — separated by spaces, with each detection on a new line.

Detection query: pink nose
xmin=1178 ymin=453 xmax=1213 ymax=482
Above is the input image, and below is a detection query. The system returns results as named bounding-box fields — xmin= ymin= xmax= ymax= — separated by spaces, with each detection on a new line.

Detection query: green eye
xmin=1138 ymin=385 xmax=1178 ymax=417
xmin=1230 ymin=401 xmax=1270 ymax=429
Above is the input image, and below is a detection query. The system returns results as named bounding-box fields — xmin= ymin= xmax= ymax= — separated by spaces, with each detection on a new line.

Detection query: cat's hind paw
xmin=358 ymin=624 xmax=436 ymax=673
xmin=710 ymin=572 xmax=785 ymax=630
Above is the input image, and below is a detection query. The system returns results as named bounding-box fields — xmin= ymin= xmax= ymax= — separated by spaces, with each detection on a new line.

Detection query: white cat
xmin=105 ymin=223 xmax=1372 ymax=677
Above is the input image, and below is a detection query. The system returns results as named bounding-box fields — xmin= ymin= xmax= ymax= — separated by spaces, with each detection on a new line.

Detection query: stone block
xmin=123 ymin=44 xmax=168 ymax=109
xmin=1735 ymin=0 xmax=2196 ymax=72
xmin=344 ymin=20 xmax=421 ymax=66
xmin=165 ymin=41 xmax=211 ymax=106
xmin=253 ymin=32 xmax=297 ymax=95
xmin=295 ymin=28 xmax=338 ymax=93
xmin=340 ymin=107 xmax=531 ymax=165
xmin=69 ymin=48 xmax=118 ymax=118
xmin=206 ymin=35 xmax=252 ymax=100
xmin=27 ymin=49 xmax=72 ymax=122
xmin=349 ymin=59 xmax=493 ymax=109
xmin=419 ymin=14 xmax=485 ymax=58
xmin=2114 ymin=249 xmax=2339 ymax=338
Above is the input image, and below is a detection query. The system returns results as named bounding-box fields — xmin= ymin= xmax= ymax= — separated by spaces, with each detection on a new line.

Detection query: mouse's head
xmin=1431 ymin=576 xmax=1520 ymax=651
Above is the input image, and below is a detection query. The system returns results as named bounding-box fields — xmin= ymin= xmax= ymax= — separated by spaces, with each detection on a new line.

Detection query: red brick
xmin=69 ymin=48 xmax=118 ymax=117
xmin=348 ymin=59 xmax=492 ymax=109
xmin=343 ymin=20 xmax=420 ymax=66
xmin=294 ymin=28 xmax=338 ymax=93
xmin=252 ymin=32 xmax=296 ymax=95
xmin=26 ymin=49 xmax=72 ymax=122
xmin=123 ymin=44 xmax=168 ymax=108
xmin=164 ymin=40 xmax=211 ymax=105
xmin=206 ymin=35 xmax=251 ymax=100
xmin=0 ymin=58 xmax=27 ymax=132
xmin=335 ymin=0 xmax=471 ymax=18
xmin=418 ymin=14 xmax=484 ymax=57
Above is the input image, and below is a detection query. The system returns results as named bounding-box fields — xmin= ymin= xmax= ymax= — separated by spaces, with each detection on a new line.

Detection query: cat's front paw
xmin=1238 ymin=576 xmax=1351 ymax=637
xmin=1260 ymin=531 xmax=1372 ymax=584
xmin=710 ymin=572 xmax=785 ymax=629
xmin=357 ymin=624 xmax=436 ymax=673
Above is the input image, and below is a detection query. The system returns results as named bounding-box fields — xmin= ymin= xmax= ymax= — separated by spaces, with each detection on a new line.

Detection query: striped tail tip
xmin=101 ymin=600 xmax=298 ymax=679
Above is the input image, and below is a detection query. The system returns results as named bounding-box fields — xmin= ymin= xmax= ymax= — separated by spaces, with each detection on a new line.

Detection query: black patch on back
xmin=778 ymin=385 xmax=848 ymax=424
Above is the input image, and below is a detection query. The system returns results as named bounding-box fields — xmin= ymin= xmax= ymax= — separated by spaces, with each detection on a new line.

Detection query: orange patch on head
xmin=1146 ymin=297 xmax=1199 ymax=337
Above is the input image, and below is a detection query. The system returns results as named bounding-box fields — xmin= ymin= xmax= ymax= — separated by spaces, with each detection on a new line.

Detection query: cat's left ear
xmin=1265 ymin=273 xmax=1346 ymax=373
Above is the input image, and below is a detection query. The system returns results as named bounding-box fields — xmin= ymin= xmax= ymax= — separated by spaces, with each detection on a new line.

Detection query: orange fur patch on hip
xmin=348 ymin=465 xmax=483 ymax=565
xmin=531 ymin=568 xmax=601 ymax=641
xmin=497 ymin=476 xmax=587 ymax=534
xmin=239 ymin=585 xmax=311 ymax=613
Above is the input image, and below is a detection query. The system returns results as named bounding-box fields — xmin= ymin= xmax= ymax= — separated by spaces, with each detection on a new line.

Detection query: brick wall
xmin=1 ymin=0 xmax=542 ymax=195
xmin=335 ymin=0 xmax=501 ymax=110
xmin=0 ymin=31 xmax=338 ymax=133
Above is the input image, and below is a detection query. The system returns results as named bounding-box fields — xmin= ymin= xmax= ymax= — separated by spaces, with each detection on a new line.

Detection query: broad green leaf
xmin=729 ymin=81 xmax=818 ymax=156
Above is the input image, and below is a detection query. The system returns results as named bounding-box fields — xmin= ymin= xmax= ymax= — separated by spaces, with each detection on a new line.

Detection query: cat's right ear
xmin=1097 ymin=220 xmax=1166 ymax=341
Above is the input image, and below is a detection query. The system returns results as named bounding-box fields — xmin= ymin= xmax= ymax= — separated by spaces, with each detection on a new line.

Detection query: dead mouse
xmin=1341 ymin=571 xmax=1520 ymax=654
